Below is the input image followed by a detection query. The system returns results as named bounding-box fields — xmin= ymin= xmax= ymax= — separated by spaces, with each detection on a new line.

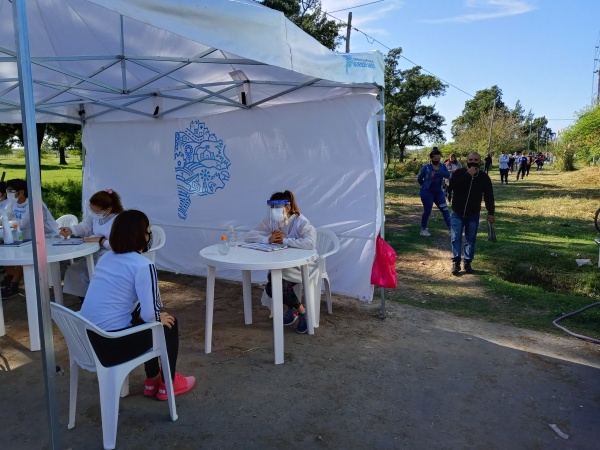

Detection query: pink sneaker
xmin=156 ymin=372 xmax=195 ymax=401
xmin=143 ymin=377 xmax=160 ymax=397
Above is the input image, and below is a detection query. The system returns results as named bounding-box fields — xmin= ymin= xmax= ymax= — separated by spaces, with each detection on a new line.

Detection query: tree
xmin=451 ymin=86 xmax=505 ymax=138
xmin=561 ymin=105 xmax=600 ymax=164
xmin=454 ymin=109 xmax=524 ymax=156
xmin=260 ymin=0 xmax=343 ymax=50
xmin=45 ymin=123 xmax=81 ymax=165
xmin=384 ymin=48 xmax=447 ymax=164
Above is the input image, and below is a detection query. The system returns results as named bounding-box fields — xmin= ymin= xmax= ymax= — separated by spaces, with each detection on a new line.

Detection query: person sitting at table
xmin=60 ymin=189 xmax=123 ymax=301
xmin=80 ymin=209 xmax=195 ymax=400
xmin=1 ymin=178 xmax=60 ymax=299
xmin=245 ymin=190 xmax=317 ymax=334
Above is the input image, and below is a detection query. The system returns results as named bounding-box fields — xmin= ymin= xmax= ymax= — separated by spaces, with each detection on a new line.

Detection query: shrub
xmin=42 ymin=179 xmax=83 ymax=219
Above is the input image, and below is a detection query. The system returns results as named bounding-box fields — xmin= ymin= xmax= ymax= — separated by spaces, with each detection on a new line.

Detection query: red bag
xmin=370 ymin=234 xmax=397 ymax=288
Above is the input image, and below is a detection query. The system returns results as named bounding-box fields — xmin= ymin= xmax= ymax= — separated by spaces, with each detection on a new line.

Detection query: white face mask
xmin=89 ymin=206 xmax=107 ymax=220
xmin=7 ymin=192 xmax=18 ymax=204
xmin=271 ymin=207 xmax=286 ymax=222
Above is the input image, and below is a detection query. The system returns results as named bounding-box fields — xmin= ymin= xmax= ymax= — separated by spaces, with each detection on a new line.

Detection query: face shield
xmin=267 ymin=199 xmax=290 ymax=224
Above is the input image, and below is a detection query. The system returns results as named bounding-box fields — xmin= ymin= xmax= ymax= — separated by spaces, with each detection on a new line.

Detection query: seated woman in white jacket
xmin=245 ymin=190 xmax=317 ymax=334
xmin=59 ymin=189 xmax=123 ymax=299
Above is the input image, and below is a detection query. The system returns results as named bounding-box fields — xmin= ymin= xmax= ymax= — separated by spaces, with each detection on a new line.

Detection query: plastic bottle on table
xmin=218 ymin=235 xmax=230 ymax=255
xmin=2 ymin=211 xmax=14 ymax=244
xmin=13 ymin=222 xmax=22 ymax=241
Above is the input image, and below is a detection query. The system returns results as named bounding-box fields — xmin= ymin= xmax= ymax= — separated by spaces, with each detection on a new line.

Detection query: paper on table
xmin=240 ymin=243 xmax=288 ymax=252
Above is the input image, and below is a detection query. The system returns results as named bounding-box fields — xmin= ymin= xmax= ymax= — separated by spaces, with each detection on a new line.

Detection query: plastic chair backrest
xmin=315 ymin=227 xmax=340 ymax=265
xmin=50 ymin=303 xmax=100 ymax=373
xmin=56 ymin=214 xmax=79 ymax=229
xmin=143 ymin=225 xmax=166 ymax=262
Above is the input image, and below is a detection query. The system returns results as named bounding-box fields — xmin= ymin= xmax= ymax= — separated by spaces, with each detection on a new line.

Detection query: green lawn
xmin=384 ymin=164 xmax=600 ymax=339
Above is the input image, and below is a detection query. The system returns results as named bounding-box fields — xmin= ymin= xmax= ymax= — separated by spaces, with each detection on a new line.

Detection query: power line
xmin=329 ymin=1 xmax=385 ymax=14
xmin=324 ymin=11 xmax=475 ymax=98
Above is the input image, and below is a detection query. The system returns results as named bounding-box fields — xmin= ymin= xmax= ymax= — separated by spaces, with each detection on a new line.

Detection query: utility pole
xmin=345 ymin=12 xmax=352 ymax=53
xmin=486 ymin=99 xmax=496 ymax=155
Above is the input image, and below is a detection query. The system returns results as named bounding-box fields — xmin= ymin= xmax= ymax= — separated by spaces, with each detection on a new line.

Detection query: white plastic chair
xmin=56 ymin=214 xmax=79 ymax=229
xmin=50 ymin=303 xmax=178 ymax=450
xmin=56 ymin=214 xmax=80 ymax=264
xmin=143 ymin=225 xmax=166 ymax=263
xmin=309 ymin=227 xmax=340 ymax=327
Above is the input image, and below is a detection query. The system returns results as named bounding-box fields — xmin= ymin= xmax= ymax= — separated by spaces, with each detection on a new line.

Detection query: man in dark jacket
xmin=447 ymin=152 xmax=495 ymax=275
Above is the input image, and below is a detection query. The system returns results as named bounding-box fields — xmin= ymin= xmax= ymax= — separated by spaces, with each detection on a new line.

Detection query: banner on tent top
xmin=82 ymin=95 xmax=381 ymax=301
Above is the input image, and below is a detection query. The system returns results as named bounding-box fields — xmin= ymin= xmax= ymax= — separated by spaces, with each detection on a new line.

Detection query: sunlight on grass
xmin=385 ymin=165 xmax=600 ymax=337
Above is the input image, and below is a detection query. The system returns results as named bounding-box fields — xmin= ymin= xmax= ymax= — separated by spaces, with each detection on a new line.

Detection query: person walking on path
xmin=447 ymin=152 xmax=495 ymax=275
xmin=417 ymin=147 xmax=451 ymax=237
xmin=484 ymin=154 xmax=492 ymax=174
xmin=498 ymin=150 xmax=510 ymax=184
xmin=516 ymin=151 xmax=528 ymax=181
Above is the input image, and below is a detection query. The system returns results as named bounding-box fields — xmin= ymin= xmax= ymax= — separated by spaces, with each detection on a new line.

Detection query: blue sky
xmin=320 ymin=0 xmax=600 ymax=142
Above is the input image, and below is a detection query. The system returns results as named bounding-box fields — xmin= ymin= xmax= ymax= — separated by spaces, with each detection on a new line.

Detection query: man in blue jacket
xmin=447 ymin=152 xmax=495 ymax=275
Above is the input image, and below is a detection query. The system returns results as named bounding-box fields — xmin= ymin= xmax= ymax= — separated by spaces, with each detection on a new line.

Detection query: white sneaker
xmin=420 ymin=229 xmax=431 ymax=237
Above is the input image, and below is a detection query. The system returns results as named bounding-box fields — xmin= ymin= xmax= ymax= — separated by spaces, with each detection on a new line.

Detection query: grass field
xmin=0 ymin=156 xmax=83 ymax=218
xmin=385 ymin=163 xmax=600 ymax=339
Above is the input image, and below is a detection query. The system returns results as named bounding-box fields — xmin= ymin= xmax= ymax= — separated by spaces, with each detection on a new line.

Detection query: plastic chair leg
xmin=120 ymin=375 xmax=129 ymax=398
xmin=97 ymin=370 xmax=128 ymax=450
xmin=323 ymin=274 xmax=332 ymax=314
xmin=68 ymin=361 xmax=79 ymax=429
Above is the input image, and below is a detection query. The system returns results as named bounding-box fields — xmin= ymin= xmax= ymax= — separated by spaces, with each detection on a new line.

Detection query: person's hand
xmin=269 ymin=230 xmax=284 ymax=244
xmin=467 ymin=166 xmax=479 ymax=176
xmin=160 ymin=312 xmax=175 ymax=329
xmin=488 ymin=214 xmax=495 ymax=224
xmin=59 ymin=227 xmax=72 ymax=239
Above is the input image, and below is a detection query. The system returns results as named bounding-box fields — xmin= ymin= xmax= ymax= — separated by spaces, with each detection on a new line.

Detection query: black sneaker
xmin=296 ymin=312 xmax=308 ymax=334
xmin=451 ymin=262 xmax=461 ymax=275
xmin=464 ymin=262 xmax=474 ymax=274
xmin=1 ymin=282 xmax=20 ymax=299
xmin=283 ymin=307 xmax=298 ymax=326
xmin=1 ymin=275 xmax=13 ymax=288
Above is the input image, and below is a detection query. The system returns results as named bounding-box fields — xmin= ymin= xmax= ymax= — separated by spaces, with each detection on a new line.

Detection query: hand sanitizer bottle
xmin=227 ymin=226 xmax=237 ymax=248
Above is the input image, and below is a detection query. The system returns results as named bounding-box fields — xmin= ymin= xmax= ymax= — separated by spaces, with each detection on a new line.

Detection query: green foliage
xmin=384 ymin=48 xmax=447 ymax=164
xmin=451 ymin=85 xmax=505 ymax=137
xmin=384 ymin=159 xmax=422 ymax=179
xmin=553 ymin=142 xmax=576 ymax=171
xmin=260 ymin=0 xmax=343 ymax=50
xmin=43 ymin=179 xmax=83 ymax=219
xmin=561 ymin=105 xmax=600 ymax=164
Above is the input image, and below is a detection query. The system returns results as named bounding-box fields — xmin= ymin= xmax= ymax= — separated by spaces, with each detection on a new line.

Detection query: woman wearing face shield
xmin=60 ymin=189 xmax=124 ymax=300
xmin=245 ymin=190 xmax=317 ymax=334
xmin=416 ymin=147 xmax=451 ymax=237
xmin=1 ymin=178 xmax=60 ymax=298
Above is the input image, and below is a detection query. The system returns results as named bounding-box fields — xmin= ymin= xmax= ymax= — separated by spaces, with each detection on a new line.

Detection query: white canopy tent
xmin=1 ymin=0 xmax=385 ymax=445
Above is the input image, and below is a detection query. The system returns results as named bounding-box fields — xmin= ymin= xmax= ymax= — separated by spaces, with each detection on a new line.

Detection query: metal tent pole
xmin=378 ymin=88 xmax=386 ymax=320
xmin=12 ymin=0 xmax=60 ymax=448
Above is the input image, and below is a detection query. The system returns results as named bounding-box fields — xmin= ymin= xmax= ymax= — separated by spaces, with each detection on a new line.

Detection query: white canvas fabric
xmin=82 ymin=95 xmax=381 ymax=301
xmin=0 ymin=0 xmax=383 ymax=123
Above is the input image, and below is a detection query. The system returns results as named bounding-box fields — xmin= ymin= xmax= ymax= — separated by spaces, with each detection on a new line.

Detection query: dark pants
xmin=266 ymin=272 xmax=300 ymax=309
xmin=420 ymin=188 xmax=451 ymax=229
xmin=499 ymin=168 xmax=509 ymax=184
xmin=516 ymin=165 xmax=526 ymax=180
xmin=87 ymin=308 xmax=179 ymax=381
xmin=525 ymin=165 xmax=531 ymax=176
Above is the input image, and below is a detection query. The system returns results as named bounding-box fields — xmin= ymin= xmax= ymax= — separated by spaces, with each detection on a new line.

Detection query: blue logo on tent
xmin=174 ymin=121 xmax=231 ymax=220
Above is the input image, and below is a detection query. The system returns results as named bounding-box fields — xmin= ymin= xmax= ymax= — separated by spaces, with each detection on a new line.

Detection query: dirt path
xmin=1 ymin=271 xmax=599 ymax=449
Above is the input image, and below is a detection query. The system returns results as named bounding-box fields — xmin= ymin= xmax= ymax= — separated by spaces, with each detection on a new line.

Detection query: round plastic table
xmin=0 ymin=238 xmax=99 ymax=351
xmin=199 ymin=244 xmax=317 ymax=364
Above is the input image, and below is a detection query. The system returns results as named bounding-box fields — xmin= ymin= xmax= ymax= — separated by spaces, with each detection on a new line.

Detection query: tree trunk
xmin=59 ymin=146 xmax=68 ymax=165
xmin=399 ymin=144 xmax=406 ymax=162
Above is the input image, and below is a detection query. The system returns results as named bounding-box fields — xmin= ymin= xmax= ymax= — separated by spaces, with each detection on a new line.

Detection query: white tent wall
xmin=82 ymin=95 xmax=381 ymax=301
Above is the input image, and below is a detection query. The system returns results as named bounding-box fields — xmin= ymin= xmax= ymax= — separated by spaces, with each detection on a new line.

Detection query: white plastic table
xmin=0 ymin=238 xmax=99 ymax=351
xmin=199 ymin=244 xmax=317 ymax=364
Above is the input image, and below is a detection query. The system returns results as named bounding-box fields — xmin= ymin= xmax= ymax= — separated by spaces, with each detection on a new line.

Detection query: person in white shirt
xmin=245 ymin=190 xmax=317 ymax=334
xmin=498 ymin=150 xmax=510 ymax=184
xmin=1 ymin=178 xmax=60 ymax=298
xmin=80 ymin=209 xmax=195 ymax=400
xmin=60 ymin=189 xmax=123 ymax=299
